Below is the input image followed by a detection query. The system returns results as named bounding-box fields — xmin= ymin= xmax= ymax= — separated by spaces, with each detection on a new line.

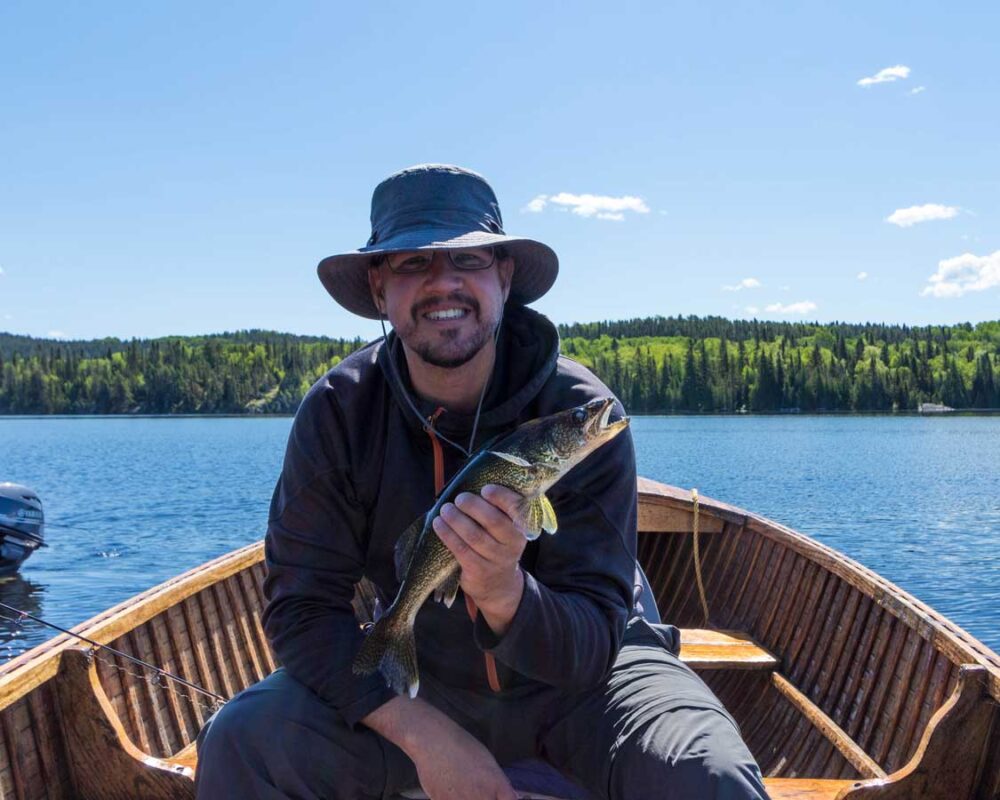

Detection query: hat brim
xmin=317 ymin=229 xmax=558 ymax=319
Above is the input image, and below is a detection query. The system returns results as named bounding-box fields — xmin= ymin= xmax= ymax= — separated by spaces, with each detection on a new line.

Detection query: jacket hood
xmin=376 ymin=305 xmax=560 ymax=442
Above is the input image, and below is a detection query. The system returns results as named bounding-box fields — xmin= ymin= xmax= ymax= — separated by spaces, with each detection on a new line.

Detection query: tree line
xmin=1 ymin=317 xmax=998 ymax=414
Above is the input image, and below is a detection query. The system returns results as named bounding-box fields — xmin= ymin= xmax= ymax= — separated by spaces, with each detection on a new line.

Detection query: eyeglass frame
xmin=371 ymin=246 xmax=508 ymax=275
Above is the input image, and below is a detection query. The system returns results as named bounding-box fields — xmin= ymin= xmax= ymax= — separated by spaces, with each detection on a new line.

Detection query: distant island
xmin=1 ymin=317 xmax=998 ymax=414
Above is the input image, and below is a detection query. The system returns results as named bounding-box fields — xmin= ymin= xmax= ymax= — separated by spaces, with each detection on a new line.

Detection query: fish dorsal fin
xmin=490 ymin=450 xmax=532 ymax=467
xmin=522 ymin=494 xmax=558 ymax=540
xmin=394 ymin=514 xmax=426 ymax=581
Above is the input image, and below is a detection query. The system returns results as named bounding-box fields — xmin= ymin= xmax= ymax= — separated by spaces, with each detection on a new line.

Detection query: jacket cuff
xmin=334 ymin=672 xmax=398 ymax=729
xmin=472 ymin=568 xmax=539 ymax=655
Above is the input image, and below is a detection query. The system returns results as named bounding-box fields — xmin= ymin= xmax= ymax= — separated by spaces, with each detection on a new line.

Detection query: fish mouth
xmin=588 ymin=397 xmax=630 ymax=438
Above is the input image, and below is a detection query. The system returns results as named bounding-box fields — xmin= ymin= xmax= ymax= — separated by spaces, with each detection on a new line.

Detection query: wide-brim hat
xmin=317 ymin=164 xmax=559 ymax=319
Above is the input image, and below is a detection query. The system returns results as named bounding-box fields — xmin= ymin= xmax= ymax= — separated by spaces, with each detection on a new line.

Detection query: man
xmin=196 ymin=164 xmax=768 ymax=799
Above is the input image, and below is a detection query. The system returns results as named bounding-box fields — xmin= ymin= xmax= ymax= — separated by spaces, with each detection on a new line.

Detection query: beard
xmin=397 ymin=292 xmax=498 ymax=369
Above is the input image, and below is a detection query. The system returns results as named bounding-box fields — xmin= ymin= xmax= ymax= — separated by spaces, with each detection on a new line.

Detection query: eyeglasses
xmin=381 ymin=247 xmax=498 ymax=274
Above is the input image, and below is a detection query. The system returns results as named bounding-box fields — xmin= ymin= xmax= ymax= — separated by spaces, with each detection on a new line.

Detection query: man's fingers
xmin=480 ymin=484 xmax=524 ymax=521
xmin=433 ymin=513 xmax=493 ymax=567
xmin=457 ymin=490 xmax=526 ymax=542
xmin=439 ymin=502 xmax=507 ymax=558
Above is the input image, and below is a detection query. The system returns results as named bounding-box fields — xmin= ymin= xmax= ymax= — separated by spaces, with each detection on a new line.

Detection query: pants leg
xmin=194 ymin=668 xmax=418 ymax=800
xmin=540 ymin=619 xmax=768 ymax=800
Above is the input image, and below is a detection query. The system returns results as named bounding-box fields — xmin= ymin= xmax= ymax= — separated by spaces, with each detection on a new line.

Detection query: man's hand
xmin=432 ymin=484 xmax=527 ymax=636
xmin=362 ymin=695 xmax=516 ymax=800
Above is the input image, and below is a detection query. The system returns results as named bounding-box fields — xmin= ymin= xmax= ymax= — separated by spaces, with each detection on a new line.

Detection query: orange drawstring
xmin=425 ymin=409 xmax=502 ymax=693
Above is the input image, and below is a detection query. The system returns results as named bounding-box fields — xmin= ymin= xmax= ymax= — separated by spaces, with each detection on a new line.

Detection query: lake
xmin=1 ymin=415 xmax=998 ymax=660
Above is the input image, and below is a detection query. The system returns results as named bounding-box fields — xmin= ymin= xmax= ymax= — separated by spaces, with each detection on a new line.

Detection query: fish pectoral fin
xmin=521 ymin=495 xmax=558 ymax=540
xmin=394 ymin=514 xmax=426 ymax=581
xmin=489 ymin=450 xmax=532 ymax=468
xmin=433 ymin=570 xmax=462 ymax=608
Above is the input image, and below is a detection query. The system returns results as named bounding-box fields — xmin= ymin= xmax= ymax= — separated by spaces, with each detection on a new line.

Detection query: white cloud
xmin=524 ymin=191 xmax=650 ymax=220
xmin=857 ymin=65 xmax=911 ymax=87
xmin=745 ymin=306 xmax=760 ymax=315
xmin=48 ymin=330 xmax=68 ymax=339
xmin=722 ymin=278 xmax=761 ymax=292
xmin=857 ymin=271 xmax=869 ymax=281
xmin=765 ymin=301 xmax=818 ymax=315
xmin=0 ymin=266 xmax=5 ymax=275
xmin=921 ymin=250 xmax=1000 ymax=298
xmin=523 ymin=195 xmax=548 ymax=213
xmin=909 ymin=86 xmax=926 ymax=95
xmin=886 ymin=204 xmax=959 ymax=227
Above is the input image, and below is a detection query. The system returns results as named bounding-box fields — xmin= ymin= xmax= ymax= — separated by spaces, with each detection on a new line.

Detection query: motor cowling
xmin=0 ymin=483 xmax=45 ymax=547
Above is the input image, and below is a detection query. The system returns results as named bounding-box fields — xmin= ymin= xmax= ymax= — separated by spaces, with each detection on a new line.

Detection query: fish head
xmin=511 ymin=397 xmax=630 ymax=480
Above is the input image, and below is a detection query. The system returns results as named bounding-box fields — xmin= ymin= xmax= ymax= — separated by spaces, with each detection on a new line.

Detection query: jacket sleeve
xmin=261 ymin=387 xmax=395 ymax=727
xmin=472 ymin=417 xmax=638 ymax=691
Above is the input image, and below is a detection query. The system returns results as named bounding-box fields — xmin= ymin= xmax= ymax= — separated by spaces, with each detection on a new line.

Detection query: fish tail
xmin=352 ymin=616 xmax=420 ymax=698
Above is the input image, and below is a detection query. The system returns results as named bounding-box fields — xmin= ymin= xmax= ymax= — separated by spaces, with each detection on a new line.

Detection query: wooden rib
xmin=854 ymin=619 xmax=908 ymax=756
xmin=822 ymin=595 xmax=875 ymax=714
xmin=180 ymin=595 xmax=222 ymax=700
xmin=883 ymin=640 xmax=937 ymax=773
xmin=110 ymin=644 xmax=155 ymax=755
xmin=163 ymin=603 xmax=206 ymax=731
xmin=906 ymin=653 xmax=953 ymax=765
xmin=788 ymin=568 xmax=840 ymax=685
xmin=868 ymin=627 xmax=922 ymax=766
xmin=1 ymin=705 xmax=27 ymax=800
xmin=733 ymin=534 xmax=777 ymax=630
xmin=784 ymin=569 xmax=831 ymax=675
xmin=810 ymin=585 xmax=862 ymax=708
xmin=193 ymin=590 xmax=236 ymax=699
xmin=146 ymin=614 xmax=194 ymax=746
xmin=773 ymin=560 xmax=820 ymax=658
xmin=11 ymin=698 xmax=44 ymax=795
xmin=209 ymin=583 xmax=251 ymax=692
xmin=756 ymin=546 xmax=799 ymax=645
xmin=238 ymin=569 xmax=276 ymax=674
xmin=127 ymin=628 xmax=175 ymax=756
xmin=800 ymin=580 xmax=852 ymax=702
xmin=773 ymin=673 xmax=885 ymax=779
xmin=220 ymin=576 xmax=265 ymax=683
xmin=843 ymin=612 xmax=896 ymax=742
xmin=723 ymin=530 xmax=766 ymax=630
xmin=700 ymin=523 xmax=747 ymax=629
xmin=831 ymin=605 xmax=885 ymax=730
xmin=645 ymin=532 xmax=686 ymax=619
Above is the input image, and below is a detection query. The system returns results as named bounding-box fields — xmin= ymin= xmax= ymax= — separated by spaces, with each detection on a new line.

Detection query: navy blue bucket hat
xmin=317 ymin=164 xmax=559 ymax=319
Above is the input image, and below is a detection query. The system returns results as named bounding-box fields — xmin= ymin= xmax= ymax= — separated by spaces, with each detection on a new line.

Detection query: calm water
xmin=0 ymin=416 xmax=998 ymax=661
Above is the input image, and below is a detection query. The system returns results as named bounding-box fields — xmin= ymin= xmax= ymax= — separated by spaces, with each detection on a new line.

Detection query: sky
xmin=1 ymin=1 xmax=998 ymax=341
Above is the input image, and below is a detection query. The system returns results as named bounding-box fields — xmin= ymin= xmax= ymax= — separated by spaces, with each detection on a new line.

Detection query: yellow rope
xmin=691 ymin=488 xmax=710 ymax=625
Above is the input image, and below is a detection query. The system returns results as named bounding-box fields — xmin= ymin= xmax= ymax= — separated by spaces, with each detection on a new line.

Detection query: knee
xmin=610 ymin=707 xmax=768 ymax=800
xmin=196 ymin=682 xmax=282 ymax=767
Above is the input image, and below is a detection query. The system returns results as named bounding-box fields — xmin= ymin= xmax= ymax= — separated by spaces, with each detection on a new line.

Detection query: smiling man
xmin=194 ymin=165 xmax=767 ymax=800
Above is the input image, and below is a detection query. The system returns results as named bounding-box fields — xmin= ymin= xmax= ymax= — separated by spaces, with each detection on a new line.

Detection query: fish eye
xmin=572 ymin=408 xmax=587 ymax=424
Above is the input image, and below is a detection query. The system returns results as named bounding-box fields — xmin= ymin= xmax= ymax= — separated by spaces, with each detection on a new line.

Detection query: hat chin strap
xmin=377 ymin=309 xmax=503 ymax=459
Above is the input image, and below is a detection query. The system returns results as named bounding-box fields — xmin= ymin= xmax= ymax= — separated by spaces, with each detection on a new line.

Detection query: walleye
xmin=353 ymin=396 xmax=629 ymax=698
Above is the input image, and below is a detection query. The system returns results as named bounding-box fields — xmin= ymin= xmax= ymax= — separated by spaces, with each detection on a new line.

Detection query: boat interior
xmin=0 ymin=478 xmax=998 ymax=799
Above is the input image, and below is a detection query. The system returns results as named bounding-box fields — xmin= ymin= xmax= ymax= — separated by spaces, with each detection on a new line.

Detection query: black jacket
xmin=262 ymin=306 xmax=638 ymax=728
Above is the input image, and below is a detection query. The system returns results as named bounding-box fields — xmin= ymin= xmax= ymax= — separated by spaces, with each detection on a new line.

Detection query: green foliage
xmin=0 ymin=331 xmax=367 ymax=414
xmin=555 ymin=316 xmax=1000 ymax=412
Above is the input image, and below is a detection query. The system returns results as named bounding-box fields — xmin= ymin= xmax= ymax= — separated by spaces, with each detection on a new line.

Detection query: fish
xmin=353 ymin=396 xmax=630 ymax=698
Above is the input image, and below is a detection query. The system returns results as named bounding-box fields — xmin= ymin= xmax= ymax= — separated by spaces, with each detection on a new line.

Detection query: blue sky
xmin=1 ymin=2 xmax=997 ymax=341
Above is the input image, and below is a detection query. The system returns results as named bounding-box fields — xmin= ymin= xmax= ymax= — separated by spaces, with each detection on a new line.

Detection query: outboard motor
xmin=0 ymin=483 xmax=46 ymax=574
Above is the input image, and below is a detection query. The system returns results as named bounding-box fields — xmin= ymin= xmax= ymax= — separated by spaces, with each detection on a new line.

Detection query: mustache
xmin=411 ymin=293 xmax=480 ymax=321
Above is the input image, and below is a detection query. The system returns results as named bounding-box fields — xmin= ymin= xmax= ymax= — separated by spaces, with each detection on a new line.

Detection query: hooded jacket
xmin=262 ymin=306 xmax=638 ymax=728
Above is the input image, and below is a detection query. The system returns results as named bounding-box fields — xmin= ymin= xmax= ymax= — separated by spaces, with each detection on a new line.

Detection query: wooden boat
xmin=0 ymin=477 xmax=998 ymax=799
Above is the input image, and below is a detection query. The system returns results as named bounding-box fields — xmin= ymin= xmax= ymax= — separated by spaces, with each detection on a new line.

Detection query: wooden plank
xmin=637 ymin=500 xmax=726 ymax=533
xmin=764 ymin=778 xmax=858 ymax=798
xmin=221 ymin=576 xmax=265 ymax=683
xmin=210 ymin=584 xmax=252 ymax=692
xmin=772 ymin=673 xmax=886 ymax=780
xmin=1 ymin=705 xmax=28 ymax=800
xmin=237 ymin=569 xmax=276 ymax=675
xmin=679 ymin=629 xmax=779 ymax=670
xmin=194 ymin=590 xmax=236 ymax=700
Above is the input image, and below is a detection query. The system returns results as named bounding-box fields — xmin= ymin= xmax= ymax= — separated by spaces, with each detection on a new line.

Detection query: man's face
xmin=368 ymin=249 xmax=514 ymax=369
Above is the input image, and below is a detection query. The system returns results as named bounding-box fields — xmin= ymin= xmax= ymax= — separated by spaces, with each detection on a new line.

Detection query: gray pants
xmin=195 ymin=619 xmax=767 ymax=800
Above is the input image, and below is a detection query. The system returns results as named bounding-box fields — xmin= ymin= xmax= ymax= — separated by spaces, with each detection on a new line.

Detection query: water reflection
xmin=0 ymin=574 xmax=46 ymax=660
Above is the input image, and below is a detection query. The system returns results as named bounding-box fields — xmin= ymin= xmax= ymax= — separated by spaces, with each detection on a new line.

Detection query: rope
xmin=691 ymin=489 xmax=711 ymax=626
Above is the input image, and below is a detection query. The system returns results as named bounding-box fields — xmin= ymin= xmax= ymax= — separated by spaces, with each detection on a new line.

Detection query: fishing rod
xmin=0 ymin=601 xmax=226 ymax=704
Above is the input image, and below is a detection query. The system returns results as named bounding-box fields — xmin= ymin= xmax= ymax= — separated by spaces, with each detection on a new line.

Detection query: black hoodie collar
xmin=376 ymin=305 xmax=560 ymax=442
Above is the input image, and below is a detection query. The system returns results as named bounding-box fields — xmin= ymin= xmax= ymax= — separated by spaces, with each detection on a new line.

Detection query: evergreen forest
xmin=2 ymin=316 xmax=999 ymax=415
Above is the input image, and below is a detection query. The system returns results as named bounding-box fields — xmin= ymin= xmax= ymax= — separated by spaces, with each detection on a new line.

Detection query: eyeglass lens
xmin=386 ymin=247 xmax=495 ymax=274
